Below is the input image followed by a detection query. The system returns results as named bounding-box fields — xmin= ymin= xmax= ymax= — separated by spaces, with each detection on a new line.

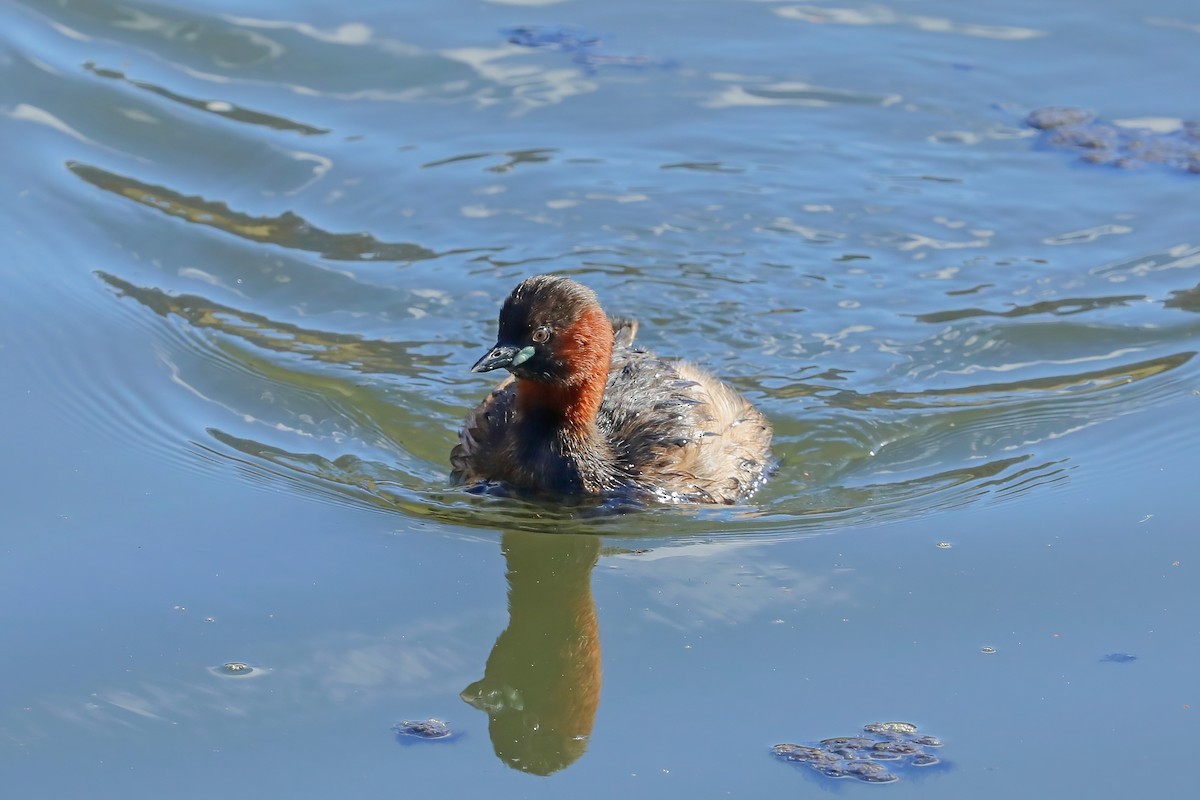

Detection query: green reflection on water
xmin=462 ymin=532 xmax=602 ymax=775
xmin=73 ymin=162 xmax=464 ymax=262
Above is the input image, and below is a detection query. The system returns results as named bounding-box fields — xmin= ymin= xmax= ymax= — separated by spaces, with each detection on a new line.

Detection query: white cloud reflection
xmin=774 ymin=4 xmax=1047 ymax=40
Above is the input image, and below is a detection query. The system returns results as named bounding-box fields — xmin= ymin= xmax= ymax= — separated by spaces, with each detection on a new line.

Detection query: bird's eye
xmin=532 ymin=326 xmax=551 ymax=344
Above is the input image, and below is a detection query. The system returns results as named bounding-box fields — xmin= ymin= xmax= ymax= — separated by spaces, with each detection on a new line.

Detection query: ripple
xmin=1044 ymin=225 xmax=1134 ymax=246
xmin=660 ymin=161 xmax=744 ymax=174
xmin=82 ymin=61 xmax=329 ymax=136
xmin=198 ymin=427 xmax=644 ymax=532
xmin=94 ymin=271 xmax=454 ymax=483
xmin=833 ymin=351 xmax=1193 ymax=411
xmin=422 ymin=148 xmax=556 ymax=172
xmin=913 ymin=294 xmax=1146 ymax=324
xmin=70 ymin=161 xmax=484 ymax=262
xmin=12 ymin=0 xmax=505 ymax=115
xmin=871 ymin=356 xmax=1181 ymax=438
xmin=88 ymin=261 xmax=1200 ymax=539
xmin=774 ymin=4 xmax=1047 ymax=40
xmin=96 ymin=271 xmax=455 ymax=378
xmin=1093 ymin=244 xmax=1200 ymax=281
xmin=705 ymin=81 xmax=901 ymax=110
xmin=17 ymin=0 xmax=285 ymax=69
xmin=1165 ymin=284 xmax=1200 ymax=313
xmin=1147 ymin=17 xmax=1200 ymax=36
xmin=10 ymin=0 xmax=1195 ymax=548
xmin=12 ymin=272 xmax=228 ymax=481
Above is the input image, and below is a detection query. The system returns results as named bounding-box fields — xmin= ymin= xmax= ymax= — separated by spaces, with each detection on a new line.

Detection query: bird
xmin=451 ymin=275 xmax=772 ymax=503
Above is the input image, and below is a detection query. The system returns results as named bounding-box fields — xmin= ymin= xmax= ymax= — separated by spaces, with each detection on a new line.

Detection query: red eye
xmin=532 ymin=326 xmax=551 ymax=344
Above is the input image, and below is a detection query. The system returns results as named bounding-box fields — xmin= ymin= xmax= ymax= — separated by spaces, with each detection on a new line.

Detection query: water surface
xmin=3 ymin=0 xmax=1199 ymax=796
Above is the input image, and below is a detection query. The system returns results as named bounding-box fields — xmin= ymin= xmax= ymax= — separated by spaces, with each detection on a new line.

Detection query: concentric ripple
xmin=5 ymin=0 xmax=1200 ymax=544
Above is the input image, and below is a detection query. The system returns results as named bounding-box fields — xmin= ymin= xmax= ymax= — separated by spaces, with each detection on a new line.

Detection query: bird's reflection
xmin=461 ymin=531 xmax=602 ymax=775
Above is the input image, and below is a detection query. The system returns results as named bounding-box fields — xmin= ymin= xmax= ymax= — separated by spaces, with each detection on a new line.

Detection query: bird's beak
xmin=471 ymin=344 xmax=520 ymax=373
xmin=471 ymin=343 xmax=537 ymax=373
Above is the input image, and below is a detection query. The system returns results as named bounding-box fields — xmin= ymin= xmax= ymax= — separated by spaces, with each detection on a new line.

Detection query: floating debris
xmin=1100 ymin=653 xmax=1138 ymax=664
xmin=206 ymin=661 xmax=268 ymax=679
xmin=393 ymin=718 xmax=454 ymax=741
xmin=773 ymin=721 xmax=944 ymax=784
xmin=1027 ymin=107 xmax=1200 ymax=174
xmin=864 ymin=721 xmax=919 ymax=735
xmin=505 ymin=25 xmax=603 ymax=51
xmin=502 ymin=25 xmax=672 ymax=72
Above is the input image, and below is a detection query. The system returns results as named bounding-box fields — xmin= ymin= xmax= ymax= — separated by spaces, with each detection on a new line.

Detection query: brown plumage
xmin=450 ymin=275 xmax=773 ymax=503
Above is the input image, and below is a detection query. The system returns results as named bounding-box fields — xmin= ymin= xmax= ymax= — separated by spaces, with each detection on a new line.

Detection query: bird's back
xmin=598 ymin=340 xmax=772 ymax=503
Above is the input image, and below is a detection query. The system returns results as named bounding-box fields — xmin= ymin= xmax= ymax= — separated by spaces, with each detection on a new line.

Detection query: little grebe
xmin=451 ymin=275 xmax=773 ymax=503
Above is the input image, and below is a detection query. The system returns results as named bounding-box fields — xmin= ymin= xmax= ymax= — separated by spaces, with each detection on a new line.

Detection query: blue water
xmin=2 ymin=0 xmax=1199 ymax=796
